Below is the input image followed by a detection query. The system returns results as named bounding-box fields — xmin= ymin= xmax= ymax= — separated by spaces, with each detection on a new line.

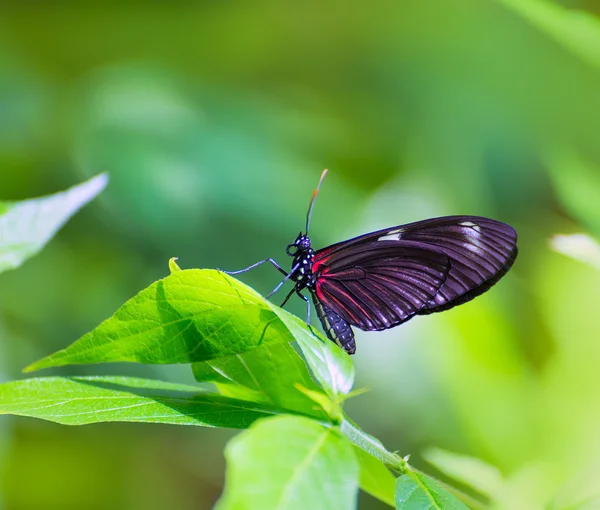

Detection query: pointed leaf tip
xmin=169 ymin=257 xmax=182 ymax=273
xmin=23 ymin=269 xmax=293 ymax=371
xmin=0 ymin=172 xmax=109 ymax=274
xmin=395 ymin=471 xmax=470 ymax=509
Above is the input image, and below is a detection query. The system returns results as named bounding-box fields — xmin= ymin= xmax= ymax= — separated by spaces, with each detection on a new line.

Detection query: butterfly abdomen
xmin=311 ymin=291 xmax=356 ymax=354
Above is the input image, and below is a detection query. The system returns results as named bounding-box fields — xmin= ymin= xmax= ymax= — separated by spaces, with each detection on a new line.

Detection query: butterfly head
xmin=286 ymin=232 xmax=312 ymax=257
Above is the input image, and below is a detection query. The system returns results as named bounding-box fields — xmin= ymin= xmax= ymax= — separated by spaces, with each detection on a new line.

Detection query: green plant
xmin=0 ymin=174 xmax=481 ymax=509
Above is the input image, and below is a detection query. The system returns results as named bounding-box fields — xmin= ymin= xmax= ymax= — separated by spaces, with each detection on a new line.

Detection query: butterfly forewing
xmin=393 ymin=216 xmax=518 ymax=313
xmin=312 ymin=216 xmax=517 ymax=332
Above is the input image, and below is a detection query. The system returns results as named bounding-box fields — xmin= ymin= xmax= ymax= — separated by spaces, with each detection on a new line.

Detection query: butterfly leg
xmin=221 ymin=258 xmax=288 ymax=277
xmin=295 ymin=289 xmax=311 ymax=326
xmin=279 ymin=288 xmax=296 ymax=308
xmin=266 ymin=262 xmax=301 ymax=299
xmin=266 ymin=277 xmax=289 ymax=299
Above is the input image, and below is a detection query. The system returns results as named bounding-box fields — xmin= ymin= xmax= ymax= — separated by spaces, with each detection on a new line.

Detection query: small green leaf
xmin=545 ymin=151 xmax=600 ymax=237
xmin=499 ymin=0 xmax=600 ymax=71
xmin=341 ymin=418 xmax=402 ymax=469
xmin=295 ymin=384 xmax=334 ymax=415
xmin=562 ymin=497 xmax=600 ymax=510
xmin=355 ymin=447 xmax=396 ymax=507
xmin=550 ymin=233 xmax=600 ymax=271
xmin=25 ymin=270 xmax=291 ymax=371
xmin=266 ymin=302 xmax=355 ymax=398
xmin=0 ymin=376 xmax=289 ymax=428
xmin=0 ymin=173 xmax=107 ymax=274
xmin=192 ymin=342 xmax=328 ymax=419
xmin=395 ymin=472 xmax=469 ymax=510
xmin=216 ymin=416 xmax=359 ymax=510
xmin=423 ymin=448 xmax=502 ymax=499
xmin=340 ymin=420 xmax=473 ymax=509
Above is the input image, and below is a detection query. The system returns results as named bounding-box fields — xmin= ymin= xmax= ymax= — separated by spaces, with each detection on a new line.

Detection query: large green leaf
xmin=192 ymin=342 xmax=328 ymax=419
xmin=266 ymin=302 xmax=355 ymax=398
xmin=25 ymin=270 xmax=292 ymax=371
xmin=216 ymin=415 xmax=359 ymax=510
xmin=0 ymin=376 xmax=291 ymax=428
xmin=395 ymin=472 xmax=469 ymax=510
xmin=0 ymin=173 xmax=107 ymax=274
xmin=355 ymin=447 xmax=396 ymax=507
xmin=25 ymin=266 xmax=354 ymax=407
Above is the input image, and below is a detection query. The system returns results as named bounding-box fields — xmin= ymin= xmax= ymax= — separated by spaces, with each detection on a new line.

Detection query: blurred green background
xmin=2 ymin=1 xmax=600 ymax=508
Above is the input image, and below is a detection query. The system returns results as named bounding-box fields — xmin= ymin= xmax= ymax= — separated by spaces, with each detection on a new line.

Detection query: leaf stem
xmin=340 ymin=417 xmax=405 ymax=471
xmin=341 ymin=417 xmax=488 ymax=509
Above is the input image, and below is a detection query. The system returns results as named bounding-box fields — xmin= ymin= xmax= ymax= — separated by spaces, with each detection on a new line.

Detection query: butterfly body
xmin=285 ymin=232 xmax=359 ymax=353
xmin=287 ymin=234 xmax=317 ymax=290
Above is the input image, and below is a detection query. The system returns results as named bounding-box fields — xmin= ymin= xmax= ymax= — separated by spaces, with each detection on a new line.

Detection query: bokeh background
xmin=2 ymin=1 xmax=600 ymax=509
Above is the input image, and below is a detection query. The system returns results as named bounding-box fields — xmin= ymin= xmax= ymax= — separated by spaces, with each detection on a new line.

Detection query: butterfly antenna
xmin=305 ymin=169 xmax=328 ymax=234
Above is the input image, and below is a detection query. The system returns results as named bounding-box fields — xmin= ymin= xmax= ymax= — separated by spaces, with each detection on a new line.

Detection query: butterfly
xmin=225 ymin=170 xmax=518 ymax=354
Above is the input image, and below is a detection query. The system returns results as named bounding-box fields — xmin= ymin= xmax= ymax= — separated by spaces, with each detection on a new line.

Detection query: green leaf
xmin=216 ymin=416 xmax=359 ymax=510
xmin=499 ymin=0 xmax=600 ymax=70
xmin=266 ymin=302 xmax=355 ymax=398
xmin=25 ymin=267 xmax=353 ymax=409
xmin=545 ymin=151 xmax=600 ymax=237
xmin=423 ymin=448 xmax=502 ymax=499
xmin=340 ymin=420 xmax=474 ymax=509
xmin=355 ymin=447 xmax=396 ymax=507
xmin=192 ymin=342 xmax=329 ymax=419
xmin=0 ymin=173 xmax=107 ymax=274
xmin=295 ymin=384 xmax=335 ymax=414
xmin=562 ymin=497 xmax=600 ymax=510
xmin=550 ymin=233 xmax=600 ymax=271
xmin=25 ymin=270 xmax=292 ymax=371
xmin=0 ymin=376 xmax=290 ymax=428
xmin=341 ymin=417 xmax=403 ymax=469
xmin=395 ymin=472 xmax=469 ymax=510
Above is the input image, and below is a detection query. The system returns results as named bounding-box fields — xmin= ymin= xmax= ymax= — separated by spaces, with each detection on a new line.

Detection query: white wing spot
xmin=460 ymin=221 xmax=482 ymax=233
xmin=378 ymin=233 xmax=402 ymax=241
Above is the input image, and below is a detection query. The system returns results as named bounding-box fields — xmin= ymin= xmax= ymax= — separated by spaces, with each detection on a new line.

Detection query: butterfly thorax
xmin=286 ymin=233 xmax=317 ymax=289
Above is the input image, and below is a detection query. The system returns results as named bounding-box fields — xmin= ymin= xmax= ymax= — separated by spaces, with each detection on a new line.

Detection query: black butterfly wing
xmin=312 ymin=240 xmax=451 ymax=331
xmin=313 ymin=216 xmax=517 ymax=329
xmin=391 ymin=216 xmax=518 ymax=314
